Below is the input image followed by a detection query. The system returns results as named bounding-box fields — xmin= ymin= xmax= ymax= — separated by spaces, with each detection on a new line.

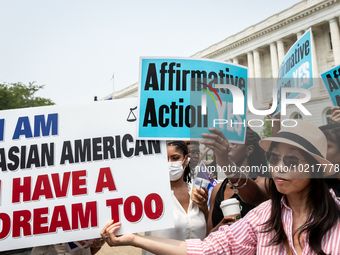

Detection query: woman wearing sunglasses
xmin=101 ymin=120 xmax=340 ymax=255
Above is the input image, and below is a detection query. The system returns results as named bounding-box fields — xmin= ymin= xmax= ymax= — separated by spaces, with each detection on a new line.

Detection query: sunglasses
xmin=265 ymin=151 xmax=307 ymax=167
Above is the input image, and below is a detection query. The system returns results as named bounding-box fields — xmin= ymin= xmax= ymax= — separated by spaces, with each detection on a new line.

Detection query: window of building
xmin=291 ymin=112 xmax=303 ymax=120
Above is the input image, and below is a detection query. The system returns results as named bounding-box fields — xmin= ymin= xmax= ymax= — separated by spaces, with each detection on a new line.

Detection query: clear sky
xmin=0 ymin=0 xmax=302 ymax=105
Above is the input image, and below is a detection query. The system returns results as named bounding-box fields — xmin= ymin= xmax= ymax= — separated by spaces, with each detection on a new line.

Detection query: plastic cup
xmin=220 ymin=198 xmax=242 ymax=221
xmin=191 ymin=177 xmax=210 ymax=200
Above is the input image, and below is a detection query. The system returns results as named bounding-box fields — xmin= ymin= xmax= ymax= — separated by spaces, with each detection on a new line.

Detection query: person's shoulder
xmin=257 ymin=199 xmax=272 ymax=208
xmin=209 ymin=182 xmax=222 ymax=202
xmin=244 ymin=200 xmax=272 ymax=222
xmin=329 ymin=188 xmax=340 ymax=206
xmin=213 ymin=182 xmax=222 ymax=191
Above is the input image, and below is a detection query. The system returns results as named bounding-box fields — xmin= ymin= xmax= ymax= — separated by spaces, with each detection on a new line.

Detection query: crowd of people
xmin=98 ymin=107 xmax=340 ymax=255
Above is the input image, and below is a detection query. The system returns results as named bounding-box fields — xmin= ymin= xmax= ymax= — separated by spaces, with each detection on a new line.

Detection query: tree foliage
xmin=260 ymin=116 xmax=272 ymax=138
xmin=0 ymin=82 xmax=54 ymax=110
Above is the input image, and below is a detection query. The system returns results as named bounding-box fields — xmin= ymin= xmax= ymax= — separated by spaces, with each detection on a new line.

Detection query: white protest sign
xmin=0 ymin=98 xmax=173 ymax=251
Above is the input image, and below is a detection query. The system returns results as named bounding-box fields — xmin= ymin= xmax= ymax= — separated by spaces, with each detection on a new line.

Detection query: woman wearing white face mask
xmin=142 ymin=141 xmax=208 ymax=255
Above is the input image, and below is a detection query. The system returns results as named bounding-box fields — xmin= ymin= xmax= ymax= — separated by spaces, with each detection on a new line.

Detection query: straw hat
xmin=259 ymin=120 xmax=334 ymax=177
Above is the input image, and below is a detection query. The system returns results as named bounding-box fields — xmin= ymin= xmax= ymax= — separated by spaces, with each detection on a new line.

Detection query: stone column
xmin=247 ymin=53 xmax=255 ymax=77
xmin=270 ymin=43 xmax=279 ymax=78
xmin=297 ymin=30 xmax=304 ymax=39
xmin=253 ymin=50 xmax=262 ymax=78
xmin=233 ymin=57 xmax=239 ymax=65
xmin=253 ymin=49 xmax=263 ymax=101
xmin=310 ymin=29 xmax=319 ymax=78
xmin=310 ymin=28 xmax=321 ymax=97
xmin=277 ymin=40 xmax=285 ymax=66
xmin=247 ymin=52 xmax=256 ymax=100
xmin=329 ymin=18 xmax=340 ymax=65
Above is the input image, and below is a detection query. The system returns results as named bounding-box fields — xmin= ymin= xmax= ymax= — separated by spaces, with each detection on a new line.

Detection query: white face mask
xmin=168 ymin=160 xmax=184 ymax=181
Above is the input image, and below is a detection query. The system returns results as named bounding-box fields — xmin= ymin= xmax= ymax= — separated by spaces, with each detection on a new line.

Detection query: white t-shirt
xmin=142 ymin=187 xmax=206 ymax=255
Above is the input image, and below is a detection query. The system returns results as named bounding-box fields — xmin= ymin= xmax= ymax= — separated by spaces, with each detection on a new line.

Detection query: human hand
xmin=100 ymin=220 xmax=135 ymax=247
xmin=209 ymin=216 xmax=236 ymax=233
xmin=192 ymin=186 xmax=209 ymax=210
xmin=331 ymin=106 xmax=340 ymax=123
xmin=201 ymin=128 xmax=230 ymax=167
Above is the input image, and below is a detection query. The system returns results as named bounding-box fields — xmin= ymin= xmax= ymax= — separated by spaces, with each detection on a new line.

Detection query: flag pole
xmin=111 ymin=71 xmax=114 ymax=93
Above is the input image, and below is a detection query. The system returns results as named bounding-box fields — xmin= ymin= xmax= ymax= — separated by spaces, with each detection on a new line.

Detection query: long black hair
xmin=262 ymin=142 xmax=340 ymax=255
xmin=319 ymin=123 xmax=340 ymax=147
xmin=319 ymin=123 xmax=340 ymax=195
xmin=166 ymin=141 xmax=192 ymax=183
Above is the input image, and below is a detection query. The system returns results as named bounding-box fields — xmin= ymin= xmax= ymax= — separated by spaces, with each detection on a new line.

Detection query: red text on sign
xmin=106 ymin=193 xmax=164 ymax=223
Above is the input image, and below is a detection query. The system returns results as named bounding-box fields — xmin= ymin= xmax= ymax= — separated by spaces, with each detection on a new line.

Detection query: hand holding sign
xmin=100 ymin=221 xmax=134 ymax=247
xmin=201 ymin=128 xmax=232 ymax=170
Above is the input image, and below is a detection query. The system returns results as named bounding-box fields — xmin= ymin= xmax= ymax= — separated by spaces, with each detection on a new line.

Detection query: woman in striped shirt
xmin=101 ymin=120 xmax=340 ymax=255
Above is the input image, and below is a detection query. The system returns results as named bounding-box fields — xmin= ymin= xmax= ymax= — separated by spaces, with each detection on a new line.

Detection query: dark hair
xmin=184 ymin=140 xmax=200 ymax=146
xmin=245 ymin=127 xmax=267 ymax=177
xmin=319 ymin=123 xmax=340 ymax=193
xmin=319 ymin=123 xmax=340 ymax=150
xmin=166 ymin=141 xmax=192 ymax=183
xmin=262 ymin=142 xmax=340 ymax=255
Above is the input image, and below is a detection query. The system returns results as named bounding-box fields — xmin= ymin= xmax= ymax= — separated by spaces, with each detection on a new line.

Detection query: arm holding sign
xmin=101 ymin=221 xmax=187 ymax=255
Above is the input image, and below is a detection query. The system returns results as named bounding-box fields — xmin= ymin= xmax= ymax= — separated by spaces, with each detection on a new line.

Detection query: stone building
xmin=102 ymin=0 xmax=340 ymax=129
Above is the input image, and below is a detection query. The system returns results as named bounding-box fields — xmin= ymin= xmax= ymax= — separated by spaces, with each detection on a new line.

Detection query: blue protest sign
xmin=320 ymin=64 xmax=340 ymax=106
xmin=274 ymin=29 xmax=313 ymax=115
xmin=138 ymin=57 xmax=248 ymax=143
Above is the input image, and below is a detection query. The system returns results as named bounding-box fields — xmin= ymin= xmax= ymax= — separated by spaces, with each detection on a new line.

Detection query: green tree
xmin=0 ymin=82 xmax=54 ymax=110
xmin=260 ymin=116 xmax=272 ymax=138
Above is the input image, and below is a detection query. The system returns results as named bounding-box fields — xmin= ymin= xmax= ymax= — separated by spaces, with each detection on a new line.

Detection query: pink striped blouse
xmin=186 ymin=190 xmax=340 ymax=255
